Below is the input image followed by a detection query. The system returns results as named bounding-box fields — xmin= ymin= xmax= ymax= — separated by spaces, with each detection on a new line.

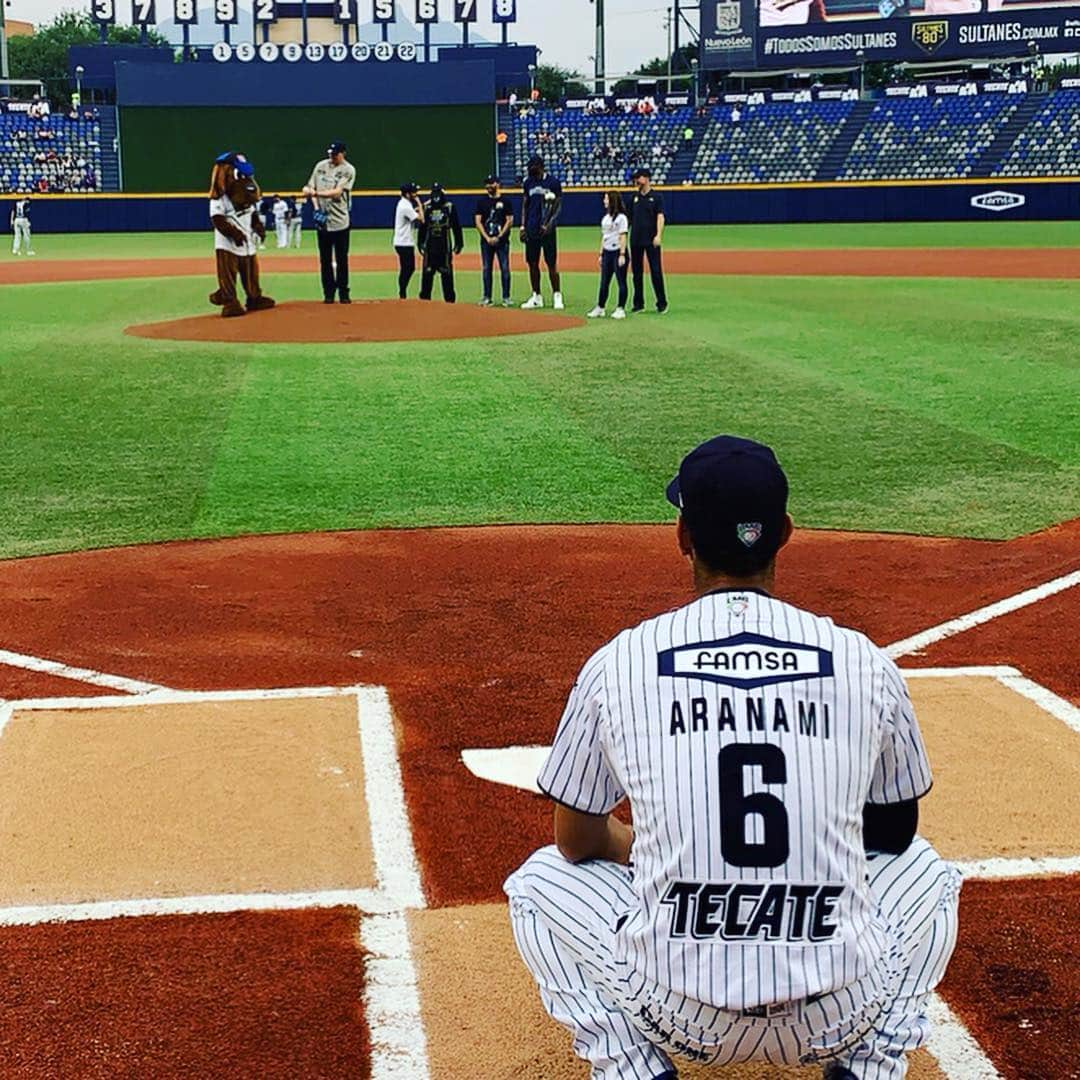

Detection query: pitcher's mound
xmin=126 ymin=299 xmax=584 ymax=344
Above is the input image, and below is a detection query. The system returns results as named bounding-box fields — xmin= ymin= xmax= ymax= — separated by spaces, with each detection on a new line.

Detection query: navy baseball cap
xmin=666 ymin=436 xmax=788 ymax=564
xmin=527 ymin=154 xmax=544 ymax=169
xmin=633 ymin=166 xmax=652 ymax=179
xmin=327 ymin=141 xmax=346 ymax=155
xmin=484 ymin=174 xmax=499 ymax=184
xmin=401 ymin=181 xmax=418 ymax=194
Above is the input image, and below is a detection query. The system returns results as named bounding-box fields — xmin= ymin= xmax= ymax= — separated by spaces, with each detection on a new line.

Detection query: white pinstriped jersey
xmin=538 ymin=588 xmax=932 ymax=1012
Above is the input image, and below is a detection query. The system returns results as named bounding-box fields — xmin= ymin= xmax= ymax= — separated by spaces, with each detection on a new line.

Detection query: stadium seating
xmin=508 ymin=106 xmax=694 ymax=186
xmin=994 ymin=89 xmax=1080 ymax=176
xmin=692 ymin=100 xmax=855 ymax=184
xmin=838 ymin=94 xmax=1018 ymax=180
xmin=0 ymin=111 xmax=106 ymax=194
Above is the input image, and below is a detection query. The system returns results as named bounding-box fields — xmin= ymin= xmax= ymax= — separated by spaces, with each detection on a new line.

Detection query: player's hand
xmin=618 ymin=254 xmax=627 ymax=266
xmin=519 ymin=228 xmax=527 ymax=243
xmin=540 ymin=225 xmax=549 ymax=235
xmin=302 ymin=185 xmax=312 ymax=197
xmin=652 ymin=237 xmax=662 ymax=248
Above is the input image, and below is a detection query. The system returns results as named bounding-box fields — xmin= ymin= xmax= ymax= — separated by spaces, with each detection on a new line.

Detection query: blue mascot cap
xmin=215 ymin=151 xmax=255 ymax=177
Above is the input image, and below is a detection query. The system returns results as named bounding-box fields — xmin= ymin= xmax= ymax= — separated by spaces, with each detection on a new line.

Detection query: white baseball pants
xmin=275 ymin=220 xmax=288 ymax=248
xmin=12 ymin=220 xmax=32 ymax=254
xmin=289 ymin=219 xmax=302 ymax=247
xmin=505 ymin=838 xmax=960 ymax=1080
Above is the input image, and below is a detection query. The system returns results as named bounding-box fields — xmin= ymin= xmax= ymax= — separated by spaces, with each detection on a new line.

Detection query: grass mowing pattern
xmin=1 ymin=226 xmax=1077 ymax=557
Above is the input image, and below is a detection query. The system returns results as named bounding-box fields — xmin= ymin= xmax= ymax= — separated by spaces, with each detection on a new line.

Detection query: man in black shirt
xmin=474 ymin=175 xmax=514 ymax=307
xmin=418 ymin=182 xmax=464 ymax=303
xmin=629 ymin=167 xmax=668 ymax=314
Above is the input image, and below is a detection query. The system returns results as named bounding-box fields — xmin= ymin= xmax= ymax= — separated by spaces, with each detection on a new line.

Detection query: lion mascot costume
xmin=208 ymin=151 xmax=275 ymax=317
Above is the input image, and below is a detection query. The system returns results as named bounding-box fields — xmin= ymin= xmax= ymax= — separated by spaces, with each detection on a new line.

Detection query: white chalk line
xmin=926 ymin=994 xmax=1004 ymax=1079
xmin=0 ymin=645 xmax=168 ymax=694
xmin=955 ymin=855 xmax=1080 ymax=880
xmin=886 ymin=568 xmax=1080 ymax=659
xmin=355 ymin=684 xmax=430 ymax=1080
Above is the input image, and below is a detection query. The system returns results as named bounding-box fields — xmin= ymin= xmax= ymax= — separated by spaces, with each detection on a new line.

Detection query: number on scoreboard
xmin=415 ymin=0 xmax=438 ymax=23
xmin=372 ymin=0 xmax=396 ymax=20
xmin=492 ymin=0 xmax=515 ymax=22
xmin=131 ymin=0 xmax=155 ymax=24
xmin=173 ymin=0 xmax=198 ymax=25
xmin=214 ymin=0 xmax=238 ymax=24
xmin=333 ymin=0 xmax=357 ymax=23
xmin=254 ymin=0 xmax=277 ymax=22
xmin=91 ymin=0 xmax=117 ymax=24
xmin=454 ymin=0 xmax=476 ymax=21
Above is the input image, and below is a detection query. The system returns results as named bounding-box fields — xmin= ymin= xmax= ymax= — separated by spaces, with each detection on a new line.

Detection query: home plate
xmin=460 ymin=746 xmax=551 ymax=794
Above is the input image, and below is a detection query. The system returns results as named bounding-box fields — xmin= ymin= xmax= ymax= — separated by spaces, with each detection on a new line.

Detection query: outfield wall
xmin=17 ymin=178 xmax=1080 ymax=232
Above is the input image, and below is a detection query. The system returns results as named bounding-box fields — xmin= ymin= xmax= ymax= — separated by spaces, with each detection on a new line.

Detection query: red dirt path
xmin=0 ymin=907 xmax=370 ymax=1078
xmin=0 ymin=521 xmax=1076 ymax=1079
xmin=0 ymin=520 xmax=1075 ymax=907
xmin=126 ymin=299 xmax=583 ymax=343
xmin=5 ymin=247 xmax=1080 ymax=287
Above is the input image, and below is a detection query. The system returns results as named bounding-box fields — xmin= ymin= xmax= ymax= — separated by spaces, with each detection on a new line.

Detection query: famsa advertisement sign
xmin=701 ymin=0 xmax=758 ymax=70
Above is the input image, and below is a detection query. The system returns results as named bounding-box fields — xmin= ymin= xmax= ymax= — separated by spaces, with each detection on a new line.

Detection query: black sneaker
xmin=656 ymin=302 xmax=668 ymax=314
xmin=339 ymin=293 xmax=352 ymax=304
xmin=631 ymin=306 xmax=645 ymax=314
xmin=324 ymin=296 xmax=335 ymax=304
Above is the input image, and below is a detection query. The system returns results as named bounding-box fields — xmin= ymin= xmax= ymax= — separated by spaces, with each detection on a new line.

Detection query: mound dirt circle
xmin=125 ymin=299 xmax=584 ymax=344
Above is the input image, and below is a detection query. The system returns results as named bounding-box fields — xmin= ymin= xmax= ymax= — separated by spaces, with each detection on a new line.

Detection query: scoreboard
xmin=91 ymin=0 xmax=518 ymax=55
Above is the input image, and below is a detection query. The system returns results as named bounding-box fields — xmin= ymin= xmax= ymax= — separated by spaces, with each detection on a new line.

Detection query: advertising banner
xmin=701 ymin=0 xmax=759 ymax=69
xmin=756 ymin=1 xmax=1080 ymax=67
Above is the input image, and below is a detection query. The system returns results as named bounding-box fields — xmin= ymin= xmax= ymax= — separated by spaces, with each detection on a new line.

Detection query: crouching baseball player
xmin=505 ymin=434 xmax=961 ymax=1080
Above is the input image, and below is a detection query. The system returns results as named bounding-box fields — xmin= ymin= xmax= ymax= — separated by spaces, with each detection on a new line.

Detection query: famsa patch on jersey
xmin=658 ymin=632 xmax=834 ymax=689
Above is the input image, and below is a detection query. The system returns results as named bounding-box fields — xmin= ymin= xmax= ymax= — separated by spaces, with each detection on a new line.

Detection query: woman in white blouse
xmin=587 ymin=190 xmax=630 ymax=320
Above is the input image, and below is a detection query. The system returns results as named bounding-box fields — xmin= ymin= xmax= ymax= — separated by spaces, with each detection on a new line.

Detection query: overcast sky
xmin=7 ymin=0 xmax=681 ymax=77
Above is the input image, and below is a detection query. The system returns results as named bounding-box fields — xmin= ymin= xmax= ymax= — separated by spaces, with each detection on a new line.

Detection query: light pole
xmin=665 ymin=6 xmax=673 ymax=93
xmin=75 ymin=64 xmax=85 ymax=107
xmin=593 ymin=0 xmax=605 ymax=97
xmin=690 ymin=57 xmax=699 ymax=105
xmin=0 ymin=0 xmax=9 ymax=87
xmin=856 ymin=48 xmax=865 ymax=97
xmin=528 ymin=62 xmax=536 ymax=98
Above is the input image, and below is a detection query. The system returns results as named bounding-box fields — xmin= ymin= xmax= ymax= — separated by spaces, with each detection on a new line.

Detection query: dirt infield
xmin=6 ymin=246 xmax=1080 ymax=287
xmin=125 ymin=299 xmax=584 ymax=343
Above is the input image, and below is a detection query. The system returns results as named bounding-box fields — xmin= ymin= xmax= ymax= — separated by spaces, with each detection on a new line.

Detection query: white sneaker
xmin=553 ymin=292 xmax=565 ymax=310
xmin=586 ymin=306 xmax=606 ymax=318
xmin=26 ymin=250 xmax=35 ymax=256
xmin=478 ymin=298 xmax=493 ymax=307
xmin=521 ymin=294 xmax=543 ymax=309
xmin=611 ymin=307 xmax=626 ymax=320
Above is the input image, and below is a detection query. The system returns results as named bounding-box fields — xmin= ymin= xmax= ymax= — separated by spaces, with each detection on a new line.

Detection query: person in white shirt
xmin=587 ymin=190 xmax=629 ymax=319
xmin=272 ymin=195 xmax=289 ymax=248
xmin=393 ymin=181 xmax=424 ymax=299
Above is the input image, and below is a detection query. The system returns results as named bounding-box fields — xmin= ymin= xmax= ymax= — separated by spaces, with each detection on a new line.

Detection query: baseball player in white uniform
xmin=287 ymin=198 xmax=303 ymax=248
xmin=10 ymin=196 xmax=33 ymax=256
xmin=506 ymin=435 xmax=961 ymax=1080
xmin=272 ymin=195 xmax=289 ymax=248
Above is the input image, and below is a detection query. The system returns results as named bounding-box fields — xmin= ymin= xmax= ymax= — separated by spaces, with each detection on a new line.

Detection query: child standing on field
xmin=587 ymin=190 xmax=628 ymax=320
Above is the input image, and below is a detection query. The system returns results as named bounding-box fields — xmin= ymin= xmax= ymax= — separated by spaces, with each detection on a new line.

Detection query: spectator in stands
xmin=683 ymin=123 xmax=694 ymax=146
xmin=587 ymin=190 xmax=629 ymax=320
xmin=474 ymin=174 xmax=514 ymax=307
xmin=629 ymin=167 xmax=668 ymax=314
xmin=508 ymin=91 xmax=518 ymax=108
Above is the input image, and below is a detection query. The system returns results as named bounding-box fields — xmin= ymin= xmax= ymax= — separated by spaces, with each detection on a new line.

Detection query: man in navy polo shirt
xmin=520 ymin=154 xmax=565 ymax=310
xmin=629 ymin=166 xmax=668 ymax=314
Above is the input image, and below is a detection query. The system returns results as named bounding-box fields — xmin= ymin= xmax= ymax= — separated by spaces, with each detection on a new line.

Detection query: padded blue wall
xmin=17 ymin=180 xmax=1079 ymax=232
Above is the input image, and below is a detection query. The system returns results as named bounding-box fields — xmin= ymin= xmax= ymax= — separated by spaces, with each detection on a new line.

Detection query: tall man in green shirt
xmin=303 ymin=141 xmax=357 ymax=304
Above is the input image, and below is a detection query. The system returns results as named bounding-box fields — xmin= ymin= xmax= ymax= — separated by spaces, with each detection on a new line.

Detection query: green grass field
xmin=2 ymin=223 xmax=1077 ymax=558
